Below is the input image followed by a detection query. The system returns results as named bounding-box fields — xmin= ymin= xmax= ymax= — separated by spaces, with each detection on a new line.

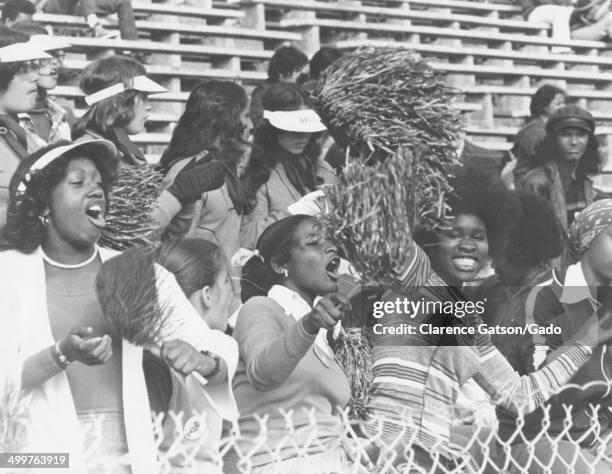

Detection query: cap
xmin=9 ymin=138 xmax=119 ymax=197
xmin=84 ymin=75 xmax=167 ymax=105
xmin=263 ymin=109 xmax=327 ymax=133
xmin=0 ymin=39 xmax=51 ymax=63
xmin=546 ymin=105 xmax=595 ymax=134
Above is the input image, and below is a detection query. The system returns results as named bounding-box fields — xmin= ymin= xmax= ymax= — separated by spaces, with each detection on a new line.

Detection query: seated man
xmin=41 ymin=0 xmax=138 ymax=40
xmin=1 ymin=0 xmax=35 ymax=27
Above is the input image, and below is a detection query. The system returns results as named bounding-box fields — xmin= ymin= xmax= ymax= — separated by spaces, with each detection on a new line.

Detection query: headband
xmin=84 ymin=75 xmax=167 ymax=106
xmin=569 ymin=199 xmax=612 ymax=254
xmin=0 ymin=39 xmax=51 ymax=63
xmin=263 ymin=109 xmax=327 ymax=133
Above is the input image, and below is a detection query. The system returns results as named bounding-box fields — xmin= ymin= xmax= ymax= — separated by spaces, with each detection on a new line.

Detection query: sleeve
xmin=473 ymin=343 xmax=591 ymax=414
xmin=78 ymin=0 xmax=99 ymax=17
xmin=233 ymin=297 xmax=317 ymax=391
xmin=239 ymin=183 xmax=290 ymax=249
xmin=149 ymin=160 xmax=196 ymax=242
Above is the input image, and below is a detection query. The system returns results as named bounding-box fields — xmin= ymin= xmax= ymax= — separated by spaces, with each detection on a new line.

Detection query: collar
xmin=267 ymin=284 xmax=316 ymax=321
xmin=559 ymin=262 xmax=598 ymax=306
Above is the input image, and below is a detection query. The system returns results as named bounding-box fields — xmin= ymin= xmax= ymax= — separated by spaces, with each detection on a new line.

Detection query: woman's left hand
xmin=161 ymin=339 xmax=207 ymax=376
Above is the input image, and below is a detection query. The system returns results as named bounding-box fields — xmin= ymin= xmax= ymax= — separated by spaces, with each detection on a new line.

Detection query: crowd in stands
xmin=4 ymin=2 xmax=612 ymax=473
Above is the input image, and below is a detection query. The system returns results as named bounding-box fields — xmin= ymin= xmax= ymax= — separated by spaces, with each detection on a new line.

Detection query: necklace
xmin=41 ymin=246 xmax=99 ymax=269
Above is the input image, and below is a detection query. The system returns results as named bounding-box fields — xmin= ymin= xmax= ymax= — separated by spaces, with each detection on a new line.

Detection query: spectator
xmin=11 ymin=20 xmax=75 ymax=144
xmin=506 ymin=199 xmax=612 ymax=472
xmin=367 ymin=182 xmax=612 ymax=471
xmin=513 ymin=84 xmax=566 ymax=182
xmin=0 ymin=26 xmax=51 ymax=244
xmin=571 ymin=0 xmax=612 ymax=41
xmin=1 ymin=0 xmax=35 ymax=27
xmin=42 ymin=0 xmax=139 ymax=40
xmin=475 ymin=192 xmax=564 ymax=468
xmin=152 ymin=80 xmax=252 ymax=314
xmin=249 ymin=45 xmax=308 ymax=128
xmin=300 ymin=46 xmax=343 ymax=93
xmin=518 ymin=105 xmax=601 ymax=229
xmin=0 ymin=139 xmax=159 ymax=473
xmin=143 ymin=238 xmax=239 ymax=472
xmin=225 ymin=215 xmax=351 ymax=472
xmin=519 ymin=0 xmax=574 ymax=53
xmin=240 ymin=82 xmax=336 ymax=249
xmin=73 ymin=55 xmax=166 ymax=166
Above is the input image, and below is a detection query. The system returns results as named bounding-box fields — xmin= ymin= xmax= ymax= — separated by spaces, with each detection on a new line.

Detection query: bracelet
xmin=200 ymin=350 xmax=221 ymax=378
xmin=51 ymin=340 xmax=72 ymax=370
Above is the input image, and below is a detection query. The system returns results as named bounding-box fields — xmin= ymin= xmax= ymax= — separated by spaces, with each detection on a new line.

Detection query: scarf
xmin=105 ymin=127 xmax=147 ymax=166
xmin=569 ymin=198 xmax=612 ymax=254
xmin=0 ymin=113 xmax=29 ymax=160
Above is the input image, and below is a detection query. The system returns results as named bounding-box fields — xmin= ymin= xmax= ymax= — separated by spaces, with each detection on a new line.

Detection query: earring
xmin=38 ymin=215 xmax=49 ymax=227
xmin=282 ymin=269 xmax=288 ymax=277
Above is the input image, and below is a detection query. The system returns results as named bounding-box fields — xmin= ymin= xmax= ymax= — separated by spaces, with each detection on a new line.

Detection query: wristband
xmin=51 ymin=340 xmax=72 ymax=370
xmin=200 ymin=350 xmax=221 ymax=378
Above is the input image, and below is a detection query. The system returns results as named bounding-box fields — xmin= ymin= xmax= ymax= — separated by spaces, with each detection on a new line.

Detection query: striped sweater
xmin=364 ymin=287 xmax=593 ymax=461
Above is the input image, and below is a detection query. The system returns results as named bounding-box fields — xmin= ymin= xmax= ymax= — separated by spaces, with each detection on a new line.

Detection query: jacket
xmin=518 ymin=160 xmax=594 ymax=229
xmin=239 ymin=159 xmax=337 ymax=249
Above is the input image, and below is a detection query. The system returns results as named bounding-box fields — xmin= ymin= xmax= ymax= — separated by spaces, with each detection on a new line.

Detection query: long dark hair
xmin=532 ymin=132 xmax=601 ymax=180
xmin=241 ymin=214 xmax=312 ymax=301
xmin=159 ymin=80 xmax=250 ymax=213
xmin=241 ymin=83 xmax=322 ymax=214
xmin=73 ymin=55 xmax=147 ymax=138
xmin=155 ymin=238 xmax=227 ymax=297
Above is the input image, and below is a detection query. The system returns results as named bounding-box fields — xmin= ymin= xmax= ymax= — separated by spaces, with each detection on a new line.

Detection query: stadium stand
xmin=18 ymin=0 xmax=612 ymax=161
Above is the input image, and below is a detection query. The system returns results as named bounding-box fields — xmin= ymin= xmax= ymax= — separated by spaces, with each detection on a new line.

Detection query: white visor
xmin=0 ymin=40 xmax=51 ymax=63
xmin=84 ymin=75 xmax=167 ymax=106
xmin=29 ymin=34 xmax=72 ymax=52
xmin=17 ymin=138 xmax=117 ymax=194
xmin=263 ymin=109 xmax=327 ymax=133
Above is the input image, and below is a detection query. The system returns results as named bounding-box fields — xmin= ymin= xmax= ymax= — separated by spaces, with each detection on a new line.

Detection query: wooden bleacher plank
xmin=36 ymin=13 xmax=301 ymax=42
xmin=277 ymin=19 xmax=607 ymax=50
xmin=245 ymin=0 xmax=548 ymax=31
xmin=56 ymin=35 xmax=273 ymax=60
xmin=367 ymin=0 xmax=521 ymax=14
xmin=131 ymin=1 xmax=244 ymax=19
xmin=62 ymin=59 xmax=267 ymax=82
xmin=336 ymin=39 xmax=612 ymax=68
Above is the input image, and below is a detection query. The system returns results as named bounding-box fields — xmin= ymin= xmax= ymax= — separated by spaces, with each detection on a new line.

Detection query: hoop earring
xmin=282 ymin=269 xmax=288 ymax=277
xmin=38 ymin=215 xmax=49 ymax=227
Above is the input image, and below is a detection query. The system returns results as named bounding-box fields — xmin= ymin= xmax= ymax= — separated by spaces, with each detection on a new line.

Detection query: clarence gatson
xmin=371 ymin=297 xmax=561 ymax=336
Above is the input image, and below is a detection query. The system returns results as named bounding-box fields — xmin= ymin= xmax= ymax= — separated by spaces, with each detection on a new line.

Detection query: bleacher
xmin=34 ymin=0 xmax=612 ymax=162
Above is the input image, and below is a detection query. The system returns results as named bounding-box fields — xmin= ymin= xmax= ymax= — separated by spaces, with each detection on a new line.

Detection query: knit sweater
xmin=226 ymin=293 xmax=350 ymax=470
xmin=365 ymin=288 xmax=593 ymax=461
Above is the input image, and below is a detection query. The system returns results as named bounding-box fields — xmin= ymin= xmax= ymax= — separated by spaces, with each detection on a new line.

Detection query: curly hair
xmin=530 ymin=84 xmax=566 ymax=119
xmin=531 ymin=132 xmax=601 ymax=179
xmin=496 ymin=191 xmax=563 ymax=266
xmin=158 ymin=80 xmax=250 ymax=212
xmin=414 ymin=166 xmax=520 ymax=258
xmin=2 ymin=142 xmax=115 ymax=253
xmin=241 ymin=82 xmax=323 ymax=214
xmin=267 ymin=45 xmax=308 ymax=82
xmin=72 ymin=55 xmax=147 ymax=138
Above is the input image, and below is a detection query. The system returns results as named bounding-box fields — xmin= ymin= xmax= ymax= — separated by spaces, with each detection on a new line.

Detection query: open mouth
xmin=326 ymin=256 xmax=341 ymax=280
xmin=452 ymin=257 xmax=478 ymax=272
xmin=85 ymin=203 xmax=106 ymax=227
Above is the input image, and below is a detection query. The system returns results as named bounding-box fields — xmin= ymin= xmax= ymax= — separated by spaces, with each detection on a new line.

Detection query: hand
xmin=167 ymin=158 xmax=226 ymax=206
xmin=287 ymin=190 xmax=327 ymax=216
xmin=59 ymin=327 xmax=112 ymax=366
xmin=161 ymin=339 xmax=209 ymax=377
xmin=302 ymin=293 xmax=350 ymax=334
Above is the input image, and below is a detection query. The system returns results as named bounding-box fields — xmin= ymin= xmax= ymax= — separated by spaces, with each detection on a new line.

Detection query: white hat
xmin=0 ymin=40 xmax=51 ymax=63
xmin=263 ymin=109 xmax=327 ymax=133
xmin=29 ymin=34 xmax=71 ymax=52
xmin=13 ymin=138 xmax=118 ymax=195
xmin=84 ymin=75 xmax=167 ymax=105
